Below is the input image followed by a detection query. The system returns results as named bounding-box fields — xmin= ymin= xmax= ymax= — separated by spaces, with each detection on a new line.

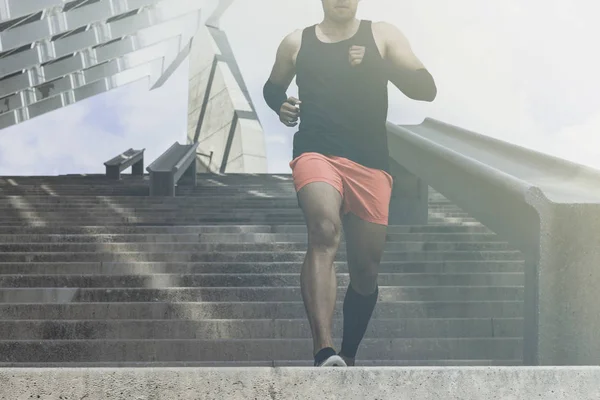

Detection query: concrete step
xmin=0 ymin=200 xmax=461 ymax=207
xmin=428 ymin=217 xmax=478 ymax=224
xmin=0 ymin=213 xmax=308 ymax=220
xmin=0 ymin=224 xmax=494 ymax=234
xmin=0 ymin=318 xmax=522 ymax=340
xmin=2 ymin=193 xmax=454 ymax=203
xmin=0 ymin=194 xmax=295 ymax=202
xmin=0 ymin=241 xmax=514 ymax=252
xmin=1 ymin=181 xmax=292 ymax=187
xmin=0 ymin=286 xmax=524 ymax=303
xmin=0 ymin=338 xmax=522 ymax=363
xmin=0 ymin=200 xmax=461 ymax=211
xmin=3 ymin=222 xmax=484 ymax=230
xmin=0 ymin=212 xmax=476 ymax=221
xmin=1 ymin=173 xmax=292 ymax=180
xmin=0 ymin=187 xmax=295 ymax=194
xmin=0 ymin=209 xmax=307 ymax=216
xmin=0 ymin=195 xmax=301 ymax=203
xmin=0 ymin=217 xmax=311 ymax=225
xmin=5 ymin=367 xmax=599 ymax=399
xmin=0 ymin=272 xmax=524 ymax=288
xmin=0 ymin=215 xmax=308 ymax=221
xmin=0 ymin=207 xmax=308 ymax=214
xmin=429 ymin=213 xmax=471 ymax=218
xmin=0 ymin=189 xmax=149 ymax=196
xmin=1 ymin=182 xmax=292 ymax=187
xmin=0 ymin=232 xmax=503 ymax=243
xmin=0 ymin=209 xmax=470 ymax=219
xmin=1 ymin=182 xmax=270 ymax=188
xmin=0 ymin=218 xmax=481 ymax=226
xmin=0 ymin=208 xmax=464 ymax=219
xmin=200 ymin=232 xmax=497 ymax=243
xmin=0 ymin=359 xmax=522 ymax=367
xmin=0 ymin=184 xmax=150 ymax=189
xmin=0 ymin=195 xmax=300 ymax=202
xmin=0 ymin=301 xmax=523 ymax=319
xmin=0 ymin=250 xmax=523 ymax=262
xmin=0 ymin=201 xmax=458 ymax=211
xmin=0 ymin=225 xmax=275 ymax=234
xmin=0 ymin=261 xmax=525 ymax=275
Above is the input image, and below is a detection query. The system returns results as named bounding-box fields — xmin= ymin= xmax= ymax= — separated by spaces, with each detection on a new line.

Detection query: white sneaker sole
xmin=318 ymin=355 xmax=347 ymax=367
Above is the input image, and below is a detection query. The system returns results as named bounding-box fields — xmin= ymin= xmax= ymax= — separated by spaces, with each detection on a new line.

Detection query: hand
xmin=279 ymin=97 xmax=301 ymax=127
xmin=349 ymin=45 xmax=366 ymax=66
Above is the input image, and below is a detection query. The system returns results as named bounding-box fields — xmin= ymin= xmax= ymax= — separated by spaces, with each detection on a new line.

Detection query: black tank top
xmin=293 ymin=20 xmax=390 ymax=172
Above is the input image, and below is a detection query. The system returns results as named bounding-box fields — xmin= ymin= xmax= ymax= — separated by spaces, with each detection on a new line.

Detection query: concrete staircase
xmin=0 ymin=174 xmax=524 ymax=366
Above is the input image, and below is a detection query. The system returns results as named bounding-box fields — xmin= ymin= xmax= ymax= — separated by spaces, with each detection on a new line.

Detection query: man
xmin=263 ymin=0 xmax=437 ymax=367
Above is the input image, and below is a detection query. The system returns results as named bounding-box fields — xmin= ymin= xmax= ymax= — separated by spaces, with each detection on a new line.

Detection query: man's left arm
xmin=378 ymin=22 xmax=437 ymax=102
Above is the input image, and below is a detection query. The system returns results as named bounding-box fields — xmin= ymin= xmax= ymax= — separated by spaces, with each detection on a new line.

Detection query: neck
xmin=319 ymin=17 xmax=359 ymax=34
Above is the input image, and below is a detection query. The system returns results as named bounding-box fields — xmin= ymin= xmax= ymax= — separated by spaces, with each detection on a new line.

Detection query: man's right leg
xmin=296 ymin=181 xmax=344 ymax=366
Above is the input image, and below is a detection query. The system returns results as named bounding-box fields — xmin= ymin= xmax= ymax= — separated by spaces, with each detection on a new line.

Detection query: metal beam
xmin=205 ymin=0 xmax=236 ymax=29
xmin=0 ymin=4 xmax=199 ymax=77
xmin=0 ymin=12 xmax=200 ymax=104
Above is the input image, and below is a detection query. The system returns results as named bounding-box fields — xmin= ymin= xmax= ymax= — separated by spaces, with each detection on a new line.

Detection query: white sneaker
xmin=316 ymin=354 xmax=347 ymax=367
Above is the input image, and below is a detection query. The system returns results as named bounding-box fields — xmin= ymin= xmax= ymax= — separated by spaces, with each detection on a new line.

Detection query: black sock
xmin=314 ymin=347 xmax=337 ymax=366
xmin=340 ymin=284 xmax=379 ymax=359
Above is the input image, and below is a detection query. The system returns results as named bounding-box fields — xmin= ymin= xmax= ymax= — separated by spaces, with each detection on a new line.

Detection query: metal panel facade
xmin=0 ymin=0 xmax=215 ymax=129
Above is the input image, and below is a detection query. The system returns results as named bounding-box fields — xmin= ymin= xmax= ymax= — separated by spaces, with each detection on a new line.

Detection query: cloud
xmin=542 ymin=111 xmax=600 ymax=169
xmin=0 ymin=0 xmax=598 ymax=175
xmin=0 ymin=58 xmax=190 ymax=176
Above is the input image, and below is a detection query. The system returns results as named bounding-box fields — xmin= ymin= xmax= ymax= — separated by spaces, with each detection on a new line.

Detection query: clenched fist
xmin=349 ymin=45 xmax=366 ymax=66
xmin=279 ymin=97 xmax=301 ymax=127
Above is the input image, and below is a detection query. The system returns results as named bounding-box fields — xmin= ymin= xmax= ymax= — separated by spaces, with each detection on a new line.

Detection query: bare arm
xmin=263 ymin=30 xmax=302 ymax=126
xmin=267 ymin=30 xmax=301 ymax=90
xmin=377 ymin=22 xmax=437 ymax=102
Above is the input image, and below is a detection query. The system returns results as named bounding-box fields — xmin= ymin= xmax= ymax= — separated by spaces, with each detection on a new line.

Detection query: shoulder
xmin=371 ymin=21 xmax=409 ymax=42
xmin=279 ymin=28 xmax=304 ymax=54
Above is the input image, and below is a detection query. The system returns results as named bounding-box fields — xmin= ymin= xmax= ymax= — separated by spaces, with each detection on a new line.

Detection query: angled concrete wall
xmin=187 ymin=25 xmax=267 ymax=174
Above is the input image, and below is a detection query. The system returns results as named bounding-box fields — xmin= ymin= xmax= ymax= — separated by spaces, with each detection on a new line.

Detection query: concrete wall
xmin=531 ymin=199 xmax=600 ymax=365
xmin=187 ymin=25 xmax=267 ymax=174
xmin=2 ymin=367 xmax=600 ymax=399
xmin=390 ymin=119 xmax=600 ymax=366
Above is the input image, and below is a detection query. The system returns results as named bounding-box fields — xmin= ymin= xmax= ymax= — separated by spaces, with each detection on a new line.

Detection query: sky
xmin=0 ymin=0 xmax=599 ymax=175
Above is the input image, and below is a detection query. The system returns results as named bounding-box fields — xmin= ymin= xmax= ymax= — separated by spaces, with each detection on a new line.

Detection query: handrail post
xmin=131 ymin=157 xmax=144 ymax=176
xmin=181 ymin=157 xmax=197 ymax=186
xmin=104 ymin=148 xmax=145 ymax=180
xmin=149 ymin=172 xmax=175 ymax=197
xmin=106 ymin=165 xmax=121 ymax=180
xmin=147 ymin=142 xmax=199 ymax=197
xmin=387 ymin=158 xmax=429 ymax=225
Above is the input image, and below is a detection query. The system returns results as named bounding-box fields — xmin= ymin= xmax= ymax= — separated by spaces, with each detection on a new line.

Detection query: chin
xmin=331 ymin=12 xmax=355 ymax=23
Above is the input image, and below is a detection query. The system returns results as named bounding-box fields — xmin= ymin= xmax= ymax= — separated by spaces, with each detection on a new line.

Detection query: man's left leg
xmin=322 ymin=156 xmax=393 ymax=365
xmin=338 ymin=212 xmax=388 ymax=366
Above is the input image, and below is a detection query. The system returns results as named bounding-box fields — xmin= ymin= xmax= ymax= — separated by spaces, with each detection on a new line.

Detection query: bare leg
xmin=296 ymin=182 xmax=343 ymax=355
xmin=339 ymin=212 xmax=388 ymax=366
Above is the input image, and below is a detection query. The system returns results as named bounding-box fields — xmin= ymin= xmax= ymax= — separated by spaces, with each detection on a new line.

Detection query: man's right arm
xmin=263 ymin=30 xmax=302 ymax=126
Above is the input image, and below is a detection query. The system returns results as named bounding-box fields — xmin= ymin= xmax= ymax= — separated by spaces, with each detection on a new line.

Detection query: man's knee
xmin=307 ymin=218 xmax=342 ymax=251
xmin=348 ymin=251 xmax=382 ymax=294
xmin=350 ymin=268 xmax=378 ymax=295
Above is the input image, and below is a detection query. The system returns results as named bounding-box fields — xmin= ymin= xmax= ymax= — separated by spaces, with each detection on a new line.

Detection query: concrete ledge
xmin=1 ymin=367 xmax=599 ymax=399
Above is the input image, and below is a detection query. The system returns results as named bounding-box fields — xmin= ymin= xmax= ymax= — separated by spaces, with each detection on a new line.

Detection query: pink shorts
xmin=289 ymin=152 xmax=394 ymax=225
